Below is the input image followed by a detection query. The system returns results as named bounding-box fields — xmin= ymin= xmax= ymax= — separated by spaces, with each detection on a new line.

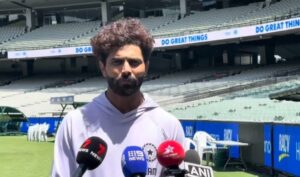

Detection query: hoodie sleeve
xmin=153 ymin=107 xmax=185 ymax=146
xmin=51 ymin=114 xmax=77 ymax=177
xmin=173 ymin=118 xmax=185 ymax=147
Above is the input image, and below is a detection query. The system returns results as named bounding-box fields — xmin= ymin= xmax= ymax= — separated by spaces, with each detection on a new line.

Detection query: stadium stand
xmin=233 ymin=0 xmax=300 ymax=25
xmin=0 ymin=15 xmax=178 ymax=50
xmin=0 ymin=73 xmax=93 ymax=97
xmin=64 ymin=15 xmax=178 ymax=47
xmin=153 ymin=3 xmax=260 ymax=35
xmin=153 ymin=0 xmax=300 ymax=37
xmin=1 ymin=0 xmax=299 ymax=50
xmin=146 ymin=62 xmax=300 ymax=98
xmin=40 ymin=76 xmax=107 ymax=95
xmin=0 ymin=21 xmax=101 ymax=51
xmin=0 ymin=25 xmax=26 ymax=45
xmin=166 ymin=78 xmax=300 ymax=123
xmin=139 ymin=15 xmax=179 ymax=32
xmin=1 ymin=61 xmax=300 ymax=117
xmin=0 ymin=73 xmax=22 ymax=86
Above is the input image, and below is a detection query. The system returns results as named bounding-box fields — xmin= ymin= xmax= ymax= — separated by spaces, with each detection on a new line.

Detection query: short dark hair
xmin=90 ymin=18 xmax=154 ymax=63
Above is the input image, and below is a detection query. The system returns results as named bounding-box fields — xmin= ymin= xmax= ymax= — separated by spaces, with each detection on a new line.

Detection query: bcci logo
xmin=278 ymin=134 xmax=290 ymax=162
xmin=143 ymin=143 xmax=157 ymax=162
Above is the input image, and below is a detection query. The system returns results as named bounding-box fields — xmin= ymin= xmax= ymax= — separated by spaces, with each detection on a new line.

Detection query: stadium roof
xmin=0 ymin=106 xmax=27 ymax=121
xmin=0 ymin=0 xmax=122 ymax=14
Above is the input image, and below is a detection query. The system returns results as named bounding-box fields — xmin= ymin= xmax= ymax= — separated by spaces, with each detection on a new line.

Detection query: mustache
xmin=116 ymin=73 xmax=141 ymax=82
xmin=106 ymin=75 xmax=144 ymax=96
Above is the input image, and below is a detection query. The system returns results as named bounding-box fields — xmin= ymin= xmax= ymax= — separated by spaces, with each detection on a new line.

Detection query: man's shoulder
xmin=62 ymin=108 xmax=84 ymax=122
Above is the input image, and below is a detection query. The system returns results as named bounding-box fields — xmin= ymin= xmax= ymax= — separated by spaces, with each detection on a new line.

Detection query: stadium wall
xmin=20 ymin=117 xmax=61 ymax=135
xmin=180 ymin=120 xmax=300 ymax=176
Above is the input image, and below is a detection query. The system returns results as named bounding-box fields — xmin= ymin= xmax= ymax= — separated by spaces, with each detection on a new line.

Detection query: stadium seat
xmin=193 ymin=131 xmax=217 ymax=165
xmin=184 ymin=137 xmax=197 ymax=152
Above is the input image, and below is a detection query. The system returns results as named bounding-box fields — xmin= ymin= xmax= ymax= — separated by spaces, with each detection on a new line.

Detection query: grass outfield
xmin=0 ymin=136 xmax=54 ymax=177
xmin=0 ymin=136 xmax=266 ymax=177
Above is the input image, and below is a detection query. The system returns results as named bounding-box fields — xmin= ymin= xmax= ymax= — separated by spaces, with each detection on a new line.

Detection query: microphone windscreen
xmin=76 ymin=136 xmax=108 ymax=170
xmin=184 ymin=149 xmax=201 ymax=164
xmin=121 ymin=146 xmax=148 ymax=177
xmin=157 ymin=140 xmax=185 ymax=168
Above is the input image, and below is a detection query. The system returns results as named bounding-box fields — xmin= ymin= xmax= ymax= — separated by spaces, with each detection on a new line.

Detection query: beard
xmin=106 ymin=75 xmax=144 ymax=96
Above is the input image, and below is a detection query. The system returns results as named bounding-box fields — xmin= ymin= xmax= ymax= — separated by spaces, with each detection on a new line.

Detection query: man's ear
xmin=99 ymin=61 xmax=107 ymax=78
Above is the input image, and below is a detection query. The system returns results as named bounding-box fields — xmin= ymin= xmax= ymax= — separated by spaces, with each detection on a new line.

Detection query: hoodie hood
xmin=80 ymin=92 xmax=159 ymax=131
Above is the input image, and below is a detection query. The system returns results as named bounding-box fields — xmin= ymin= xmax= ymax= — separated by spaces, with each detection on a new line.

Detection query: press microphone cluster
xmin=73 ymin=136 xmax=108 ymax=177
xmin=72 ymin=138 xmax=211 ymax=177
xmin=121 ymin=146 xmax=148 ymax=177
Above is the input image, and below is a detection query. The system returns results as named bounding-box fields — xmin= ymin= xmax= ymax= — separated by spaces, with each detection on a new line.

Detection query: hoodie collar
xmin=93 ymin=92 xmax=159 ymax=122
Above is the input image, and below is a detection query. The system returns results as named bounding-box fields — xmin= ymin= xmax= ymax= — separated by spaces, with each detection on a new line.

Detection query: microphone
xmin=73 ymin=136 xmax=108 ymax=177
xmin=184 ymin=149 xmax=201 ymax=164
xmin=157 ymin=140 xmax=187 ymax=177
xmin=121 ymin=146 xmax=148 ymax=177
xmin=184 ymin=149 xmax=214 ymax=177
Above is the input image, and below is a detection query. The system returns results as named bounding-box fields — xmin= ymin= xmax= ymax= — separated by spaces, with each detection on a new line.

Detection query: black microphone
xmin=73 ymin=136 xmax=108 ymax=177
xmin=184 ymin=149 xmax=214 ymax=177
xmin=184 ymin=149 xmax=201 ymax=164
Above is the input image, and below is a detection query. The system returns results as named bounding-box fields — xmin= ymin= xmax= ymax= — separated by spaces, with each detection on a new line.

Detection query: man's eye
xmin=129 ymin=60 xmax=141 ymax=67
xmin=111 ymin=60 xmax=123 ymax=65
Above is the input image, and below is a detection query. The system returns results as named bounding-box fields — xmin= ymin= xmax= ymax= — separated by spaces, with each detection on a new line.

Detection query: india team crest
xmin=142 ymin=143 xmax=157 ymax=162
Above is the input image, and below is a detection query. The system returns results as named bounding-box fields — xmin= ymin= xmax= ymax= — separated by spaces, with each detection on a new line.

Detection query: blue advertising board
xmin=20 ymin=117 xmax=62 ymax=134
xmin=264 ymin=124 xmax=272 ymax=167
xmin=195 ymin=121 xmax=239 ymax=158
xmin=273 ymin=124 xmax=300 ymax=176
xmin=180 ymin=120 xmax=196 ymax=138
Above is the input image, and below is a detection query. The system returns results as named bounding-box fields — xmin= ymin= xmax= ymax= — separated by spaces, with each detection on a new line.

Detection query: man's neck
xmin=105 ymin=90 xmax=144 ymax=114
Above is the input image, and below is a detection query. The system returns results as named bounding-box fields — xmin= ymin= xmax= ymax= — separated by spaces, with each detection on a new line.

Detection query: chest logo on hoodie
xmin=142 ymin=143 xmax=157 ymax=162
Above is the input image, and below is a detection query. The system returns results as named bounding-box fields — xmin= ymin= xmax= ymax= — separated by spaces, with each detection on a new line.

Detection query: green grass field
xmin=0 ymin=136 xmax=54 ymax=177
xmin=0 ymin=136 xmax=267 ymax=177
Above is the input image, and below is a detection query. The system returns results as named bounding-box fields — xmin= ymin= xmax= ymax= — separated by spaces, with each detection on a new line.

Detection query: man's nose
xmin=121 ymin=61 xmax=132 ymax=78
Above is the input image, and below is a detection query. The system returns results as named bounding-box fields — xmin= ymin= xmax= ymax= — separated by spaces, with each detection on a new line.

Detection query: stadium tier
xmin=1 ymin=62 xmax=300 ymax=118
xmin=0 ymin=26 xmax=26 ymax=45
xmin=153 ymin=0 xmax=300 ymax=36
xmin=166 ymin=78 xmax=300 ymax=123
xmin=0 ymin=0 xmax=300 ymax=52
xmin=146 ymin=62 xmax=300 ymax=98
xmin=153 ymin=3 xmax=260 ymax=36
xmin=139 ymin=15 xmax=179 ymax=32
xmin=0 ymin=21 xmax=101 ymax=51
xmin=233 ymin=0 xmax=300 ymax=25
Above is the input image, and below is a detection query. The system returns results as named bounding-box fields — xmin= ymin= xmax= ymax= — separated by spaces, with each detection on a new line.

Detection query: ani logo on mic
xmin=184 ymin=162 xmax=214 ymax=177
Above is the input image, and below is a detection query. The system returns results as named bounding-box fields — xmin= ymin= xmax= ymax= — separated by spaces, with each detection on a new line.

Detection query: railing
xmin=153 ymin=8 xmax=300 ymax=38
xmin=1 ymin=8 xmax=300 ymax=52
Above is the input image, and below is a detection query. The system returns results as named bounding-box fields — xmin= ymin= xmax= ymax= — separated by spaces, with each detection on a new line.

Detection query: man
xmin=51 ymin=18 xmax=185 ymax=177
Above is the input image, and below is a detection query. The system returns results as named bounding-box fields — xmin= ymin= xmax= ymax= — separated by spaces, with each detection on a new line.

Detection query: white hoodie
xmin=51 ymin=93 xmax=185 ymax=177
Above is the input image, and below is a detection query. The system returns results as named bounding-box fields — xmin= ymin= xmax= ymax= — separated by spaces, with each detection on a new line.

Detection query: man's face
xmin=99 ymin=44 xmax=149 ymax=96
